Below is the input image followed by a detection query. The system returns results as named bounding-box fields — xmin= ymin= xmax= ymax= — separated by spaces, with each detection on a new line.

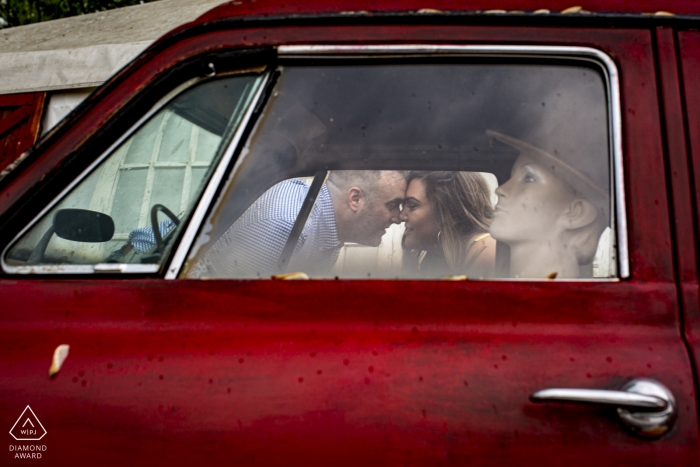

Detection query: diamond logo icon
xmin=9 ymin=406 xmax=46 ymax=441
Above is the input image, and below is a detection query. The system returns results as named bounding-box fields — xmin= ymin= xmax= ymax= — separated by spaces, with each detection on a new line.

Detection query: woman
xmin=400 ymin=171 xmax=496 ymax=278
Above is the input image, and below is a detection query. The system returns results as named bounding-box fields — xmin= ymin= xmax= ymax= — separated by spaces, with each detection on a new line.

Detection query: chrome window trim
xmin=4 ymin=46 xmax=628 ymax=280
xmin=276 ymin=44 xmax=629 ymax=279
xmin=164 ymin=72 xmax=270 ymax=279
xmin=1 ymin=76 xmax=207 ymax=275
xmin=0 ymin=74 xmax=266 ymax=274
xmin=0 ymin=264 xmax=160 ymax=275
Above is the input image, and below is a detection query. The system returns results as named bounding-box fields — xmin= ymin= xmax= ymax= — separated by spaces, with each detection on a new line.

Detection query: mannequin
xmin=487 ymin=131 xmax=609 ymax=279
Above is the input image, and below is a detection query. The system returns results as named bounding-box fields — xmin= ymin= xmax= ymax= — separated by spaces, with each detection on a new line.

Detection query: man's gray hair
xmin=327 ymin=170 xmax=405 ymax=203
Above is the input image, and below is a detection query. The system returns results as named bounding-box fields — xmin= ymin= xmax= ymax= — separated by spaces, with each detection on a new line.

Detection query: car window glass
xmin=183 ymin=62 xmax=616 ymax=280
xmin=4 ymin=73 xmax=263 ymax=270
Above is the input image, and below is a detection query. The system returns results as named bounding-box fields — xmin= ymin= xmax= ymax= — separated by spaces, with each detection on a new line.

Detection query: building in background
xmin=0 ymin=0 xmax=229 ymax=172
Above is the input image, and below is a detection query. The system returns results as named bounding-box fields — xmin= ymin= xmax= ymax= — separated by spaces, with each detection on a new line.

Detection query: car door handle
xmin=530 ymin=378 xmax=676 ymax=439
xmin=530 ymin=388 xmax=667 ymax=410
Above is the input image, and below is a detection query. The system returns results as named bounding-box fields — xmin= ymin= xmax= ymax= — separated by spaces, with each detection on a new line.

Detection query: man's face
xmin=353 ymin=171 xmax=406 ymax=246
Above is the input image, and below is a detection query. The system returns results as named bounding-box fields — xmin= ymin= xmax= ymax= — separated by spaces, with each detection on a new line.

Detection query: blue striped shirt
xmin=187 ymin=179 xmax=341 ymax=278
xmin=129 ymin=220 xmax=177 ymax=253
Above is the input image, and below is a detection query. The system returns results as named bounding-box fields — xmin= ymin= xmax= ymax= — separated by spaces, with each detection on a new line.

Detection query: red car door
xmin=678 ymin=29 xmax=700 ymax=377
xmin=1 ymin=19 xmax=698 ymax=467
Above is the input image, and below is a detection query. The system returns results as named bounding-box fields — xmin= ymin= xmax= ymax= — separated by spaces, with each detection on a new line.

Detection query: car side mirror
xmin=54 ymin=209 xmax=115 ymax=243
xmin=26 ymin=209 xmax=115 ymax=265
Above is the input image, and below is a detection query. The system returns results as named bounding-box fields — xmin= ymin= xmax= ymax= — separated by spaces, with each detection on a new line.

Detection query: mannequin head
xmin=488 ymin=131 xmax=608 ymax=278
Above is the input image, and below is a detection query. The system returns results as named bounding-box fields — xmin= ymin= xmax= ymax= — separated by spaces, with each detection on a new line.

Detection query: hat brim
xmin=486 ymin=130 xmax=609 ymax=210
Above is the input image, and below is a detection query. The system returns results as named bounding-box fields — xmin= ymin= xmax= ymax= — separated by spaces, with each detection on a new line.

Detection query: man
xmin=185 ymin=170 xmax=406 ymax=278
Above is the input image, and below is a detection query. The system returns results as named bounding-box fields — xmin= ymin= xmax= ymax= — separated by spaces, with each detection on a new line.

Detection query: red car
xmin=2 ymin=0 xmax=700 ymax=465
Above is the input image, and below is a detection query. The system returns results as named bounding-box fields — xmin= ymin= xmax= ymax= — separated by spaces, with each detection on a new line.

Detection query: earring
xmin=437 ymin=230 xmax=442 ymax=243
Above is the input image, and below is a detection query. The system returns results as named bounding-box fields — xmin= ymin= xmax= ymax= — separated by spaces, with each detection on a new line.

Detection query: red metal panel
xmin=679 ymin=31 xmax=700 ymax=232
xmin=0 ymin=280 xmax=696 ymax=465
xmin=678 ymin=30 xmax=700 ymax=384
xmin=0 ymin=107 xmax=32 ymax=137
xmin=0 ymin=92 xmax=46 ymax=173
xmin=196 ymin=0 xmax=700 ymax=23
xmin=0 ymin=24 xmax=696 ymax=466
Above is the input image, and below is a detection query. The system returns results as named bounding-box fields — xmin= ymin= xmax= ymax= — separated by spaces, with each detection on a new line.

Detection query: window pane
xmin=123 ymin=113 xmax=165 ymax=164
xmin=184 ymin=63 xmax=615 ymax=280
xmin=4 ymin=73 xmax=263 ymax=270
xmin=157 ymin=115 xmax=191 ymax=163
xmin=151 ymin=168 xmax=186 ymax=213
xmin=111 ymin=168 xmax=148 ymax=232
xmin=190 ymin=167 xmax=211 ymax=202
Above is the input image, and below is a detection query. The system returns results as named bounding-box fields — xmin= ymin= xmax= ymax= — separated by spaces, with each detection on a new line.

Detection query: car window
xmin=182 ymin=62 xmax=617 ymax=280
xmin=3 ymin=72 xmax=264 ymax=273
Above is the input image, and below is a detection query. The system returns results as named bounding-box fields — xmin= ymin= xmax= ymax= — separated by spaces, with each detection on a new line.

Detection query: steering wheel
xmin=150 ymin=204 xmax=181 ymax=253
xmin=26 ymin=226 xmax=56 ymax=264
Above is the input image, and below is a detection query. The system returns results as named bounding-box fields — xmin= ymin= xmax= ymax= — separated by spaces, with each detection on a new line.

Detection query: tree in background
xmin=0 ymin=0 xmax=158 ymax=28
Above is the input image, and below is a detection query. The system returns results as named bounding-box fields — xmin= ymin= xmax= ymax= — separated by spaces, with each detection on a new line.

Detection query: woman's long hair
xmin=405 ymin=171 xmax=494 ymax=272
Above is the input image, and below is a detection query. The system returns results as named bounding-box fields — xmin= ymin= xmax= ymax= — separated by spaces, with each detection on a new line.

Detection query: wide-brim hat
xmin=487 ymin=129 xmax=609 ymax=213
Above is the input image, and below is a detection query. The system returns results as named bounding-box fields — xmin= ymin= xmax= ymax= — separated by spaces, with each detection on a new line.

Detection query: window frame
xmin=166 ymin=44 xmax=628 ymax=280
xmin=0 ymin=45 xmax=627 ymax=280
xmin=0 ymin=70 xmax=270 ymax=275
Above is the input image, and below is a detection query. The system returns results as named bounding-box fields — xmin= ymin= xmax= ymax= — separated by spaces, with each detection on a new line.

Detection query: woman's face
xmin=490 ymin=154 xmax=576 ymax=245
xmin=400 ymin=178 xmax=441 ymax=251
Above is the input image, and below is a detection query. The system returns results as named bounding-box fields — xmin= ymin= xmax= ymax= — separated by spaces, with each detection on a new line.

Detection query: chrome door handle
xmin=531 ymin=388 xmax=667 ymax=410
xmin=530 ymin=378 xmax=677 ymax=439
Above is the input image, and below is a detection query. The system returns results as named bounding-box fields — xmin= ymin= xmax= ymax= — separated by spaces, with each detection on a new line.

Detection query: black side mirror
xmin=26 ymin=209 xmax=115 ymax=264
xmin=54 ymin=209 xmax=115 ymax=243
